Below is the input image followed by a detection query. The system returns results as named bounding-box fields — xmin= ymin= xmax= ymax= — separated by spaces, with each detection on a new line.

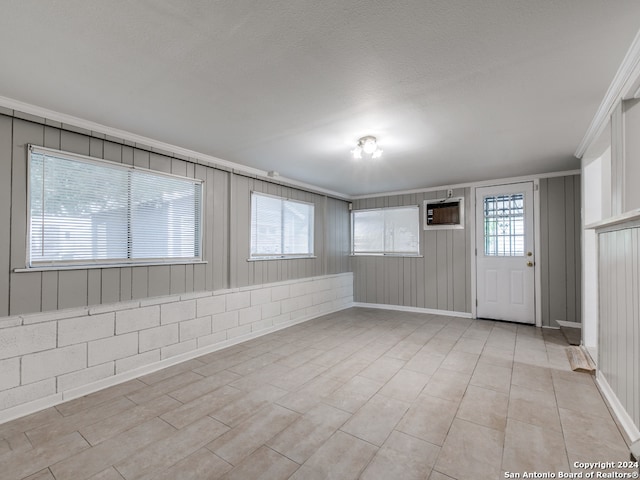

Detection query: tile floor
xmin=0 ymin=307 xmax=633 ymax=480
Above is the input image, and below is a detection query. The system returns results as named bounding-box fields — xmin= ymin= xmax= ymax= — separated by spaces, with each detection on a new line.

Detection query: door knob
xmin=526 ymin=261 xmax=534 ymax=267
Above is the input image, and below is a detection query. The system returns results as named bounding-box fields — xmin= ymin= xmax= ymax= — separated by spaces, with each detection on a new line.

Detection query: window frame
xmin=25 ymin=145 xmax=205 ymax=270
xmin=249 ymin=191 xmax=315 ymax=260
xmin=351 ymin=205 xmax=421 ymax=256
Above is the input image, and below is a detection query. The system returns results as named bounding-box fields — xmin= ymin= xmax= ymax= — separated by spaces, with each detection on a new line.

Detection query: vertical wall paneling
xmin=538 ymin=175 xmax=582 ymax=326
xmin=1 ymin=110 xmax=349 ymax=318
xmin=10 ymin=119 xmax=43 ymax=314
xmin=0 ymin=116 xmax=12 ymax=316
xmin=598 ymin=225 xmax=640 ymax=433
xmin=623 ymin=99 xmax=640 ymax=211
xmin=611 ymin=102 xmax=624 ymax=215
xmin=352 ymin=188 xmax=471 ymax=314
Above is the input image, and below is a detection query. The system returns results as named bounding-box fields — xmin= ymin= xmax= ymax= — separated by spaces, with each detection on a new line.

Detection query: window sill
xmin=14 ymin=260 xmax=208 ymax=273
xmin=350 ymin=254 xmax=423 ymax=258
xmin=247 ymin=256 xmax=317 ymax=262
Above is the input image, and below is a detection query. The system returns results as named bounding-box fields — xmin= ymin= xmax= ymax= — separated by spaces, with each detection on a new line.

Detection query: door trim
xmin=470 ymin=180 xmax=541 ymax=327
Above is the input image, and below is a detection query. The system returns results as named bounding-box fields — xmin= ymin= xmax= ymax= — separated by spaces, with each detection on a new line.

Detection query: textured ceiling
xmin=0 ymin=0 xmax=639 ymax=196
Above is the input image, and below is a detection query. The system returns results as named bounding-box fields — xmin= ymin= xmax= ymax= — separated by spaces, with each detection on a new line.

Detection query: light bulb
xmin=371 ymin=148 xmax=383 ymax=159
xmin=362 ymin=138 xmax=377 ymax=154
xmin=351 ymin=147 xmax=362 ymax=159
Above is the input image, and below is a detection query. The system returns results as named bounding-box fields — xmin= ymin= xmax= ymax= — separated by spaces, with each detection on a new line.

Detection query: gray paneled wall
xmin=352 ymin=188 xmax=472 ymax=313
xmin=539 ymin=175 xmax=582 ymax=326
xmin=0 ymin=113 xmax=351 ymax=317
xmin=352 ymin=176 xmax=581 ymax=323
xmin=598 ymin=226 xmax=640 ymax=433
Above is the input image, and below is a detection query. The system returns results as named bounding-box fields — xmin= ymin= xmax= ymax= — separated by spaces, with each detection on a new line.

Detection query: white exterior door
xmin=475 ymin=182 xmax=535 ymax=324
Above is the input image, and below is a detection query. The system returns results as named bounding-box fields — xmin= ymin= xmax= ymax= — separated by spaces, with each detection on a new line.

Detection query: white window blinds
xmin=28 ymin=146 xmax=202 ymax=266
xmin=250 ymin=192 xmax=314 ymax=258
xmin=352 ymin=206 xmax=420 ymax=255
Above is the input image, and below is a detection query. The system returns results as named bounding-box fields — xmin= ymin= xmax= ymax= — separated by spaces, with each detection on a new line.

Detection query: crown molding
xmin=350 ymin=169 xmax=581 ymax=200
xmin=0 ymin=96 xmax=350 ymax=201
xmin=575 ymin=28 xmax=640 ymax=158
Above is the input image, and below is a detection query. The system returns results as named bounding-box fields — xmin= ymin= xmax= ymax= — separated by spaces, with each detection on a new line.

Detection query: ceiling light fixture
xmin=352 ymin=136 xmax=383 ymax=160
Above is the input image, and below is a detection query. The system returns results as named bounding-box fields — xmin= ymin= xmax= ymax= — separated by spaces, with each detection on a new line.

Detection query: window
xmin=28 ymin=146 xmax=203 ymax=267
xmin=250 ymin=192 xmax=314 ymax=258
xmin=352 ymin=206 xmax=420 ymax=255
xmin=483 ymin=193 xmax=524 ymax=256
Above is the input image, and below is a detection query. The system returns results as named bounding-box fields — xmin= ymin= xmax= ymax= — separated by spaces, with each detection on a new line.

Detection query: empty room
xmin=1 ymin=1 xmax=639 ymax=479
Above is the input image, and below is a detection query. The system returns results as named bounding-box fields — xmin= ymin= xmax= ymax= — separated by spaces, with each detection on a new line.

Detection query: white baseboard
xmin=596 ymin=371 xmax=640 ymax=444
xmin=352 ymin=302 xmax=472 ymax=319
xmin=0 ymin=302 xmax=354 ymax=425
xmin=556 ymin=320 xmax=582 ymax=329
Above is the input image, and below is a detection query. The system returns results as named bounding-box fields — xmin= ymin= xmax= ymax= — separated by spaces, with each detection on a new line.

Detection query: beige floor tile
xmin=385 ymin=340 xmax=424 ymax=360
xmin=359 ymin=356 xmax=406 ymax=383
xmin=456 ymin=385 xmax=508 ymax=431
xmin=319 ymin=355 xmax=370 ymax=382
xmin=161 ymin=385 xmax=243 ymax=429
xmin=167 ymin=370 xmax=241 ymax=403
xmin=424 ymin=337 xmax=457 ymax=355
xmin=23 ymin=469 xmax=56 ymax=480
xmin=0 ymin=308 xmax=632 ymax=480
xmin=192 ymin=353 xmax=253 ymax=377
xmin=440 ymin=350 xmax=479 ymax=374
xmin=502 ymin=418 xmax=569 ymax=474
xmin=207 ymin=404 xmax=299 ymax=465
xmin=81 ymin=394 xmax=181 ymax=445
xmin=268 ymin=362 xmax=327 ymax=391
xmin=228 ymin=363 xmax=291 ymax=391
xmin=0 ymin=408 xmax=62 ymax=439
xmin=114 ymin=416 xmax=229 ymax=480
xmin=138 ymin=359 xmax=205 ymax=385
xmin=422 ymin=368 xmax=470 ymax=403
xmin=220 ymin=446 xmax=299 ymax=480
xmin=551 ymin=368 xmax=594 ymax=385
xmin=322 ymin=375 xmax=382 ymax=413
xmin=289 ymin=431 xmax=377 ymax=480
xmin=396 ymin=394 xmax=457 ymax=446
xmin=434 ymin=418 xmax=504 ymax=480
xmin=507 ymin=384 xmax=562 ymax=431
xmin=26 ymin=395 xmax=137 ymax=446
xmin=150 ymin=448 xmax=231 ymax=480
xmin=360 ymin=430 xmax=439 ymax=480
xmin=428 ymin=470 xmax=456 ymax=480
xmin=403 ymin=351 xmax=445 ymax=376
xmin=309 ymin=347 xmax=353 ymax=368
xmin=452 ymin=337 xmax=486 ymax=355
xmin=378 ymin=369 xmax=430 ymax=403
xmin=477 ymin=346 xmax=514 ymax=369
xmin=210 ymin=384 xmax=288 ymax=427
xmin=88 ymin=467 xmax=125 ymax=480
xmin=470 ymin=362 xmax=512 ymax=393
xmin=554 ymin=379 xmax=612 ymax=419
xmin=267 ymin=403 xmax=351 ymax=464
xmin=49 ymin=418 xmax=174 ymax=480
xmin=559 ymin=408 xmax=630 ymax=461
xmin=0 ymin=431 xmax=33 ymax=455
xmin=126 ymin=371 xmax=204 ymax=405
xmin=340 ymin=394 xmax=410 ymax=446
xmin=275 ymin=375 xmax=342 ymax=414
xmin=54 ymin=379 xmax=146 ymax=417
xmin=228 ymin=352 xmax=283 ymax=376
xmin=2 ymin=431 xmax=89 ymax=480
xmin=511 ymin=362 xmax=554 ymax=392
xmin=276 ymin=347 xmax=325 ymax=368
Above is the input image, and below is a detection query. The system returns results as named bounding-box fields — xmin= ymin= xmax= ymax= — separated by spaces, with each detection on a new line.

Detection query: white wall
xmin=582 ymin=148 xmax=608 ymax=357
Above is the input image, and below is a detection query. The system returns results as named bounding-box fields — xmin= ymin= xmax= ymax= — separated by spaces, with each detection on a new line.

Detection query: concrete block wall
xmin=0 ymin=272 xmax=353 ymax=423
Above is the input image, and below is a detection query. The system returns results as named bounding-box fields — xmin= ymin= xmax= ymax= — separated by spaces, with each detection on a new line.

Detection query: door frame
xmin=470 ymin=179 xmax=542 ymax=327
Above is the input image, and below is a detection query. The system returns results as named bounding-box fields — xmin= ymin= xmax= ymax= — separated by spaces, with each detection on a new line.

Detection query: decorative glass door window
xmin=483 ymin=193 xmax=525 ymax=256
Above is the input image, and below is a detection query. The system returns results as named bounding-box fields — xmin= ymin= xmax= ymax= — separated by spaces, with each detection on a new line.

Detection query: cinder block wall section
xmin=0 ymin=273 xmax=353 ymax=423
